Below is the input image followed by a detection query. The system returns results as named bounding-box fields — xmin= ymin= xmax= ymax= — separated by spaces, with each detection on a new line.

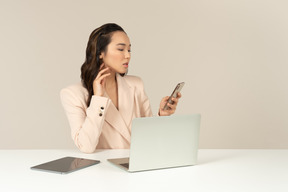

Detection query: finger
xmin=170 ymin=98 xmax=178 ymax=107
xmin=164 ymin=105 xmax=175 ymax=115
xmin=97 ymin=73 xmax=111 ymax=83
xmin=167 ymin=103 xmax=176 ymax=110
xmin=164 ymin=96 xmax=170 ymax=101
xmin=96 ymin=68 xmax=110 ymax=79
xmin=168 ymin=109 xmax=176 ymax=115
xmin=171 ymin=97 xmax=179 ymax=104
xmin=102 ymin=76 xmax=106 ymax=90
xmin=177 ymin=92 xmax=182 ymax=98
xmin=162 ymin=96 xmax=170 ymax=104
xmin=101 ymin=64 xmax=112 ymax=72
xmin=100 ymin=63 xmax=106 ymax=70
xmin=99 ymin=67 xmax=110 ymax=74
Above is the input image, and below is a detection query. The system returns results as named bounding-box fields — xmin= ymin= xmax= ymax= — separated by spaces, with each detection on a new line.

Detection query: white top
xmin=1 ymin=149 xmax=288 ymax=192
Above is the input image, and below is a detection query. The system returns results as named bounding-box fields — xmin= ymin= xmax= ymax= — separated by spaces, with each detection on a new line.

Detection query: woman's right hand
xmin=93 ymin=64 xmax=111 ymax=96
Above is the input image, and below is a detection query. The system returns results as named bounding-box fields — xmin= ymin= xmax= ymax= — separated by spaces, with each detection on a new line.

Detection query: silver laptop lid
xmin=129 ymin=114 xmax=201 ymax=172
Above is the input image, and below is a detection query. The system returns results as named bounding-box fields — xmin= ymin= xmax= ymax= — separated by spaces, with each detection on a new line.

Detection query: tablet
xmin=31 ymin=156 xmax=100 ymax=174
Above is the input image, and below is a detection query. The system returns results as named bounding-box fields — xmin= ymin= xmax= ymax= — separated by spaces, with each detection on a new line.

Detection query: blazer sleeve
xmin=60 ymin=88 xmax=110 ymax=153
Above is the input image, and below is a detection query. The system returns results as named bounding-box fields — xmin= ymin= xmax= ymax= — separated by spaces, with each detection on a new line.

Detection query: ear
xmin=99 ymin=52 xmax=104 ymax=59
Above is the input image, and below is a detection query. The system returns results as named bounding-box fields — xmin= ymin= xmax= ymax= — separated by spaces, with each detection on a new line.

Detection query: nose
xmin=125 ymin=50 xmax=131 ymax=59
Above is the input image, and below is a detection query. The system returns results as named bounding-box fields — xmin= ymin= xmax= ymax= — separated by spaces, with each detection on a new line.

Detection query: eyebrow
xmin=116 ymin=43 xmax=131 ymax=47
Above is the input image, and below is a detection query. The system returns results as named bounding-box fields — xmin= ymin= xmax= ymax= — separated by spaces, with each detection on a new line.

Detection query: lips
xmin=123 ymin=63 xmax=129 ymax=68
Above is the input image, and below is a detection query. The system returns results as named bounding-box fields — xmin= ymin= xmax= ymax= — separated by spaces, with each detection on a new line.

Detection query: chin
xmin=118 ymin=69 xmax=128 ymax=74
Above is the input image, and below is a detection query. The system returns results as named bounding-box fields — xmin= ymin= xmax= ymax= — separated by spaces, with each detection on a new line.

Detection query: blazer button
xmin=100 ymin=106 xmax=104 ymax=110
xmin=99 ymin=113 xmax=103 ymax=117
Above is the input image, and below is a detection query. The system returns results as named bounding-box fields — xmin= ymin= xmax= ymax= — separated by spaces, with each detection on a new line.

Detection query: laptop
xmin=107 ymin=114 xmax=201 ymax=172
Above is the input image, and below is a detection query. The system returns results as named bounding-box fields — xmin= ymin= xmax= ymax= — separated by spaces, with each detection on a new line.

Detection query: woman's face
xmin=100 ymin=31 xmax=131 ymax=74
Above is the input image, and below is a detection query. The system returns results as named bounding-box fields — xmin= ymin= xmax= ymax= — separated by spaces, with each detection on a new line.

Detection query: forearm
xmin=61 ymin=88 xmax=109 ymax=153
xmin=72 ymin=96 xmax=109 ymax=153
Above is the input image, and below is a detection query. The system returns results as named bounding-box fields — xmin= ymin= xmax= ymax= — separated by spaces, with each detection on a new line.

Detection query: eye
xmin=118 ymin=49 xmax=124 ymax=51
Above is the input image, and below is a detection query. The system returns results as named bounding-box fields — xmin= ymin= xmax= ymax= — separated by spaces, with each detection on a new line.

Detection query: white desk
xmin=1 ymin=149 xmax=287 ymax=192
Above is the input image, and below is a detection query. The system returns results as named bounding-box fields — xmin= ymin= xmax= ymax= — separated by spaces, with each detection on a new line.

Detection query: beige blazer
xmin=60 ymin=74 xmax=153 ymax=153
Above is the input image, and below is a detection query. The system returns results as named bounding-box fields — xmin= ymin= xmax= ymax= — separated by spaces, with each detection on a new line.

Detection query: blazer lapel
xmin=104 ymin=74 xmax=135 ymax=143
xmin=105 ymin=101 xmax=131 ymax=143
xmin=117 ymin=74 xmax=135 ymax=129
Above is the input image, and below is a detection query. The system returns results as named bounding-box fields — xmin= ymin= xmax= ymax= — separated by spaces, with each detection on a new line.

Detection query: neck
xmin=105 ymin=71 xmax=117 ymax=89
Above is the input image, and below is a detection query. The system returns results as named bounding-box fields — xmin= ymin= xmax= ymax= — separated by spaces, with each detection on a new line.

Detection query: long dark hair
xmin=81 ymin=23 xmax=125 ymax=106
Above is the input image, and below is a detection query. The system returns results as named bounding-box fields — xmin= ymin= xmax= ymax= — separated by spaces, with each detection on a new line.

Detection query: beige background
xmin=0 ymin=0 xmax=287 ymax=149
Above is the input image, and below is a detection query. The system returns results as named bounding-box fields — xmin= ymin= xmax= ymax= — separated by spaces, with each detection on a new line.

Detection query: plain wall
xmin=1 ymin=0 xmax=287 ymax=149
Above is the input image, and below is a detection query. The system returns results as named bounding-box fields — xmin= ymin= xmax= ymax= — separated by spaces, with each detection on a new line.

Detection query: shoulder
xmin=61 ymin=82 xmax=87 ymax=96
xmin=60 ymin=82 xmax=88 ymax=105
xmin=122 ymin=75 xmax=144 ymax=88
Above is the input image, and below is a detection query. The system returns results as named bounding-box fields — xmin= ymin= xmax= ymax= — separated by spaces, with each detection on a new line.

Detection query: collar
xmin=104 ymin=73 xmax=135 ymax=142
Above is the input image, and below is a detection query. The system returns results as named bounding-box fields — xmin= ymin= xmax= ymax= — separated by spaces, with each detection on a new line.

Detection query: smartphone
xmin=163 ymin=82 xmax=185 ymax=110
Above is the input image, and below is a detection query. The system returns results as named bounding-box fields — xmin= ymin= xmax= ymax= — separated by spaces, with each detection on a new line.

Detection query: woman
xmin=60 ymin=23 xmax=181 ymax=153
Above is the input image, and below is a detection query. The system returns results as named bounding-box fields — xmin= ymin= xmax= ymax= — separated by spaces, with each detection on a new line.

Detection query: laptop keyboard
xmin=120 ymin=163 xmax=129 ymax=169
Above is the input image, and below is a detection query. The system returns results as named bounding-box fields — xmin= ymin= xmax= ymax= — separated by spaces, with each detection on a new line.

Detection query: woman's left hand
xmin=158 ymin=93 xmax=181 ymax=116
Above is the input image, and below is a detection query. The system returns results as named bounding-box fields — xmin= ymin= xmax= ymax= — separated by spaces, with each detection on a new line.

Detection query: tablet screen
xmin=31 ymin=156 xmax=100 ymax=174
